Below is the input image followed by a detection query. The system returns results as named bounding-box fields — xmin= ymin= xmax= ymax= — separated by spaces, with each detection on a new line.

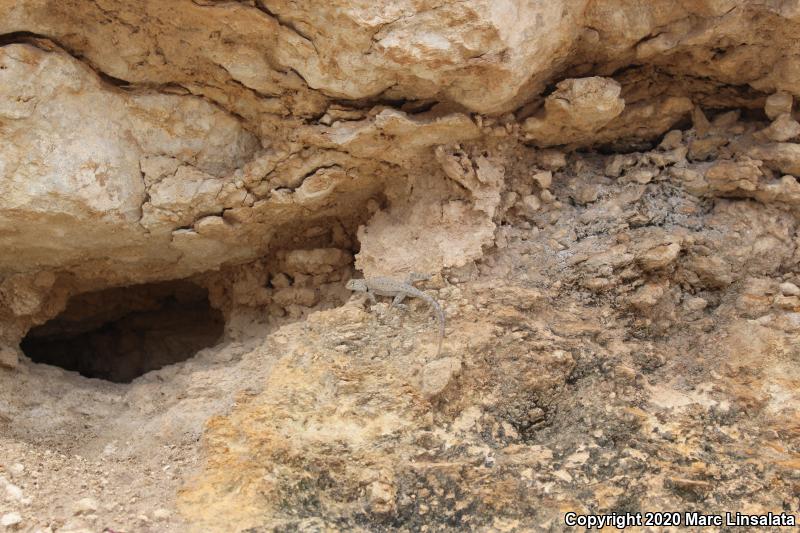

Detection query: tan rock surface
xmin=3 ymin=1 xmax=800 ymax=531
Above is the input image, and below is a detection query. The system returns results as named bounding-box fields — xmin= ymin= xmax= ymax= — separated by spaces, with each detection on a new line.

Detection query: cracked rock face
xmin=3 ymin=0 xmax=800 ymax=531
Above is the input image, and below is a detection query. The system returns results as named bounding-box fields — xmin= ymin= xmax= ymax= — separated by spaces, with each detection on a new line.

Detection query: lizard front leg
xmin=366 ymin=290 xmax=378 ymax=305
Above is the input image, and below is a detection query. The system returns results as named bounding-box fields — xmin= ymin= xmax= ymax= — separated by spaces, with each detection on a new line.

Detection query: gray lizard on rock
xmin=346 ymin=273 xmax=445 ymax=356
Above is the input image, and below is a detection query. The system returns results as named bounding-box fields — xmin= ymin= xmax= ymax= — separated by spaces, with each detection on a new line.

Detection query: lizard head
xmin=346 ymin=278 xmax=367 ymax=292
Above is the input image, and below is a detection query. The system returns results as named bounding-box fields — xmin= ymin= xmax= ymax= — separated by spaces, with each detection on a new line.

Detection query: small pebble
xmin=0 ymin=512 xmax=22 ymax=528
xmin=153 ymin=508 xmax=171 ymax=520
xmin=73 ymin=497 xmax=99 ymax=515
xmin=779 ymin=281 xmax=800 ymax=296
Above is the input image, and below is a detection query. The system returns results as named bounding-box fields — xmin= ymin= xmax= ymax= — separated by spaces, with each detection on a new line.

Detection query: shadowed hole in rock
xmin=20 ymin=280 xmax=224 ymax=383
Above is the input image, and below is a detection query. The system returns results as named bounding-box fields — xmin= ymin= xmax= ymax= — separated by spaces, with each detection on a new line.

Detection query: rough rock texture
xmin=3 ymin=1 xmax=800 ymax=531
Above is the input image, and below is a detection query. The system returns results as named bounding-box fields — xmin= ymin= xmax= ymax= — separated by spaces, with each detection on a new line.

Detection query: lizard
xmin=346 ymin=273 xmax=445 ymax=356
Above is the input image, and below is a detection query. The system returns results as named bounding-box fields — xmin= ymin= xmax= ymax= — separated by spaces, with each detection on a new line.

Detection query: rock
xmin=665 ymin=477 xmax=713 ymax=499
xmin=625 ymin=168 xmax=658 ymax=184
xmin=3 ymin=479 xmax=24 ymax=502
xmin=0 ymin=513 xmax=21 ymax=528
xmin=584 ymin=277 xmax=612 ymax=292
xmin=688 ymin=135 xmax=727 ymax=160
xmin=0 ymin=346 xmax=18 ymax=369
xmin=704 ymin=160 xmax=762 ymax=192
xmin=774 ymin=295 xmax=800 ymax=310
xmin=420 ymin=357 xmax=462 ymax=399
xmin=520 ymin=194 xmax=542 ymax=215
xmin=572 ymin=183 xmax=600 ymax=205
xmin=712 ymin=110 xmax=741 ymax=129
xmin=764 ymin=92 xmax=793 ymax=120
xmin=638 ymin=242 xmax=681 ymax=271
xmin=628 ymin=282 xmax=665 ymax=310
xmin=683 ymin=296 xmax=708 ymax=312
xmin=532 ymin=170 xmax=553 ymax=189
xmin=273 ymin=287 xmax=319 ymax=307
xmin=0 ymin=44 xmax=260 ymax=288
xmin=4 ymin=2 xmax=800 ymax=531
xmin=670 ymin=167 xmax=708 ymax=195
xmin=366 ymin=480 xmax=396 ymax=515
xmin=684 ymin=255 xmax=734 ymax=288
xmin=271 ymin=273 xmax=291 ymax=289
xmin=73 ymin=497 xmax=99 ymax=515
xmin=753 ymin=175 xmax=800 ymax=204
xmin=153 ymin=508 xmax=172 ymax=521
xmin=762 ymin=113 xmax=800 ymax=142
xmin=537 ymin=150 xmax=566 ymax=170
xmin=605 ymin=154 xmax=637 ymax=177
xmin=523 ymin=77 xmax=625 ymax=145
xmin=283 ymin=248 xmax=353 ymax=275
xmin=659 ymin=130 xmax=683 ymax=150
xmin=780 ymin=282 xmax=800 ymax=296
xmin=746 ymin=143 xmax=800 ymax=175
xmin=692 ymin=106 xmax=711 ymax=136
xmin=648 ymin=146 xmax=688 ymax=167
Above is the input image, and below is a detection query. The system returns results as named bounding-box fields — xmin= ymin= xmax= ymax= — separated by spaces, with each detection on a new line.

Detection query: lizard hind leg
xmin=389 ymin=292 xmax=408 ymax=310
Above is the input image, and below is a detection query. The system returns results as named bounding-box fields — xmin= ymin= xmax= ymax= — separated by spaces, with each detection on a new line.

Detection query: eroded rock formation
xmin=2 ymin=1 xmax=800 ymax=531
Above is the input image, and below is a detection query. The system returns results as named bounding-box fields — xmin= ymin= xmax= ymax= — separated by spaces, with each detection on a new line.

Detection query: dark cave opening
xmin=20 ymin=280 xmax=225 ymax=383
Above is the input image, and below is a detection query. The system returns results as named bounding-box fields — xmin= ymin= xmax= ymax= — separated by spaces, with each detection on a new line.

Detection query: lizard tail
xmin=422 ymin=293 xmax=445 ymax=357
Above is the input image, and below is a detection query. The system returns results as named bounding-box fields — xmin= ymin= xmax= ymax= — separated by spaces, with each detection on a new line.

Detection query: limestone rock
xmin=519 ymin=195 xmax=542 ymax=217
xmin=420 ymin=357 xmax=462 ymax=399
xmin=746 ymin=143 xmax=800 ymax=176
xmin=684 ymin=255 xmax=734 ymax=288
xmin=780 ymin=282 xmax=800 ymax=296
xmin=532 ymin=170 xmax=553 ymax=189
xmin=764 ymin=92 xmax=793 ymax=120
xmin=628 ymin=282 xmax=665 ymax=310
xmin=72 ymin=498 xmax=98 ymax=516
xmin=704 ymin=160 xmax=762 ymax=193
xmin=0 ymin=346 xmax=19 ymax=369
xmin=638 ymin=243 xmax=682 ymax=271
xmin=762 ymin=113 xmax=800 ymax=143
xmin=3 ymin=1 xmax=800 ymax=531
xmin=523 ymin=77 xmax=625 ymax=146
xmin=0 ymin=512 xmax=22 ymax=528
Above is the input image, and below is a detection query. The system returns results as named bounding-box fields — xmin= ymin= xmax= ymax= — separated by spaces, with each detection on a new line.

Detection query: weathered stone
xmin=532 ymin=170 xmax=553 ymax=190
xmin=2 ymin=2 xmax=800 ymax=531
xmin=746 ymin=143 xmax=800 ymax=175
xmin=659 ymin=130 xmax=683 ymax=150
xmin=572 ymin=184 xmax=601 ymax=205
xmin=639 ymin=243 xmax=681 ymax=271
xmin=0 ymin=346 xmax=19 ymax=369
xmin=605 ymin=154 xmax=638 ymax=177
xmin=684 ymin=255 xmax=733 ymax=288
xmin=537 ymin=150 xmax=567 ymax=171
xmin=626 ymin=168 xmax=658 ymax=185
xmin=523 ymin=77 xmax=625 ymax=146
xmin=520 ymin=194 xmax=542 ymax=215
xmin=762 ymin=113 xmax=800 ymax=143
xmin=704 ymin=160 xmax=762 ymax=193
xmin=780 ymin=282 xmax=800 ymax=296
xmin=764 ymin=92 xmax=793 ymax=120
xmin=628 ymin=282 xmax=665 ymax=310
xmin=689 ymin=135 xmax=728 ymax=160
xmin=420 ymin=357 xmax=462 ymax=399
xmin=0 ymin=512 xmax=22 ymax=528
xmin=73 ymin=498 xmax=99 ymax=515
